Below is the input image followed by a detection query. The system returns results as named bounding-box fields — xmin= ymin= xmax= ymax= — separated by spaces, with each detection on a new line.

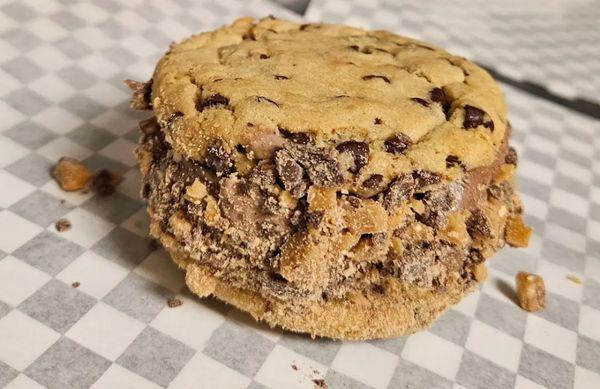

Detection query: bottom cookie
xmin=165 ymin=243 xmax=472 ymax=340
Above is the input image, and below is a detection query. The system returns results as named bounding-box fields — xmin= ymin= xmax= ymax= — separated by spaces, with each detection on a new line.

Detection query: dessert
xmin=131 ymin=17 xmax=530 ymax=339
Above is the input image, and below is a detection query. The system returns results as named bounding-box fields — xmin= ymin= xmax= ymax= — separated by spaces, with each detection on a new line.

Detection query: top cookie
xmin=150 ymin=17 xmax=506 ymax=184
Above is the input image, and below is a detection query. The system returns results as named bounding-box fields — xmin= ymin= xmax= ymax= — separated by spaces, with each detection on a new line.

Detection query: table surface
xmin=0 ymin=1 xmax=599 ymax=388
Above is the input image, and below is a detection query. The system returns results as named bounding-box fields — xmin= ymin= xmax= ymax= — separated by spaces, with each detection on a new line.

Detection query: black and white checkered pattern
xmin=1 ymin=1 xmax=599 ymax=388
xmin=305 ymin=0 xmax=600 ymax=106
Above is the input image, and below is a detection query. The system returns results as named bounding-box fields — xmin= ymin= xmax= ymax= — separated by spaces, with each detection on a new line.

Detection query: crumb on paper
xmin=72 ymin=282 xmax=80 ymax=288
xmin=55 ymin=218 xmax=72 ymax=232
xmin=167 ymin=297 xmax=183 ymax=308
xmin=53 ymin=157 xmax=123 ymax=196
xmin=291 ymin=364 xmax=298 ymax=371
xmin=505 ymin=215 xmax=532 ymax=248
xmin=471 ymin=263 xmax=487 ymax=282
xmin=516 ymin=271 xmax=546 ymax=312
xmin=566 ymin=275 xmax=581 ymax=284
xmin=53 ymin=157 xmax=93 ymax=191
xmin=313 ymin=378 xmax=327 ymax=388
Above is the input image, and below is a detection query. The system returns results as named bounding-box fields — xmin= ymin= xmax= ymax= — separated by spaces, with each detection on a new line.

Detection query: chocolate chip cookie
xmin=131 ymin=16 xmax=531 ymax=340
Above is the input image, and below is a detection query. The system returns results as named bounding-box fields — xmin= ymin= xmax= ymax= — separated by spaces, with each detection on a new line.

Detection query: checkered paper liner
xmin=0 ymin=1 xmax=599 ymax=388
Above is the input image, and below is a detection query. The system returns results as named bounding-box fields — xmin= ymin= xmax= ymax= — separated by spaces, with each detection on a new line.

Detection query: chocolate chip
xmin=383 ymin=174 xmax=415 ymax=209
xmin=412 ymin=170 xmax=441 ymax=187
xmin=362 ymin=75 xmax=391 ymax=84
xmin=466 ymin=209 xmax=492 ymax=239
xmin=259 ymin=54 xmax=269 ymax=59
xmin=384 ymin=133 xmax=413 ymax=154
xmin=279 ymin=127 xmax=313 ymax=145
xmin=463 ymin=105 xmax=486 ymax=129
xmin=197 ymin=94 xmax=229 ymax=111
xmin=274 ymin=75 xmax=289 ymax=80
xmin=205 ymin=142 xmax=235 ymax=176
xmin=429 ymin=87 xmax=449 ymax=112
xmin=363 ymin=174 xmax=383 ymax=188
xmin=336 ymin=141 xmax=369 ymax=173
xmin=484 ymin=120 xmax=495 ymax=131
xmin=411 ymin=97 xmax=429 ymax=107
xmin=274 ymin=149 xmax=307 ymax=198
xmin=506 ymin=146 xmax=518 ymax=165
xmin=284 ymin=144 xmax=344 ymax=187
xmin=445 ymin=155 xmax=462 ymax=168
xmin=235 ymin=144 xmax=246 ymax=154
xmin=374 ymin=118 xmax=382 ymax=125
xmin=416 ymin=189 xmax=457 ymax=228
xmin=255 ymin=96 xmax=279 ymax=108
xmin=348 ymin=45 xmax=359 ymax=51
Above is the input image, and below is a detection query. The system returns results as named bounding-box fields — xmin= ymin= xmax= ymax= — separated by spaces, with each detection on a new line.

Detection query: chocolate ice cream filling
xmin=139 ymin=121 xmax=516 ymax=302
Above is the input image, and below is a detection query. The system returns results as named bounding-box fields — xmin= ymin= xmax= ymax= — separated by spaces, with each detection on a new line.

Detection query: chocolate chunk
xmin=274 ymin=75 xmax=289 ymax=80
xmin=429 ymin=87 xmax=448 ymax=107
xmin=124 ymin=79 xmax=152 ymax=110
xmin=506 ymin=146 xmax=518 ymax=165
xmin=259 ymin=54 xmax=269 ymax=59
xmin=374 ymin=118 xmax=382 ymax=125
xmin=383 ymin=174 xmax=415 ymax=209
xmin=274 ymin=149 xmax=307 ymax=198
xmin=411 ymin=97 xmax=429 ymax=107
xmin=416 ymin=188 xmax=458 ymax=228
xmin=362 ymin=174 xmax=383 ymax=188
xmin=285 ymin=144 xmax=344 ymax=187
xmin=138 ymin=116 xmax=158 ymax=135
xmin=466 ymin=209 xmax=492 ymax=239
xmin=362 ymin=75 xmax=391 ymax=84
xmin=279 ymin=127 xmax=313 ymax=145
xmin=250 ymin=162 xmax=277 ymax=190
xmin=483 ymin=120 xmax=495 ymax=131
xmin=336 ymin=141 xmax=369 ymax=173
xmin=445 ymin=155 xmax=462 ymax=168
xmin=412 ymin=170 xmax=441 ymax=187
xmin=463 ymin=105 xmax=486 ymax=129
xmin=198 ymin=94 xmax=229 ymax=111
xmin=384 ymin=133 xmax=413 ymax=154
xmin=255 ymin=96 xmax=279 ymax=107
xmin=204 ymin=142 xmax=235 ymax=176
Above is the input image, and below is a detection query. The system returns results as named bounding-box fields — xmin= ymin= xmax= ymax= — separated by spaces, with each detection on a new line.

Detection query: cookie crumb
xmin=72 ymin=282 xmax=80 ymax=288
xmin=53 ymin=157 xmax=94 ymax=191
xmin=291 ymin=364 xmax=298 ymax=371
xmin=55 ymin=218 xmax=72 ymax=232
xmin=516 ymin=272 xmax=546 ymax=312
xmin=313 ymin=379 xmax=327 ymax=388
xmin=566 ymin=275 xmax=581 ymax=284
xmin=505 ymin=215 xmax=532 ymax=248
xmin=167 ymin=297 xmax=183 ymax=308
xmin=471 ymin=263 xmax=487 ymax=282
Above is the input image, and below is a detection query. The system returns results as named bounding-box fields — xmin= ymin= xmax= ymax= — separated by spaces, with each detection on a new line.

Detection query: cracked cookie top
xmin=150 ymin=16 xmax=507 ymax=179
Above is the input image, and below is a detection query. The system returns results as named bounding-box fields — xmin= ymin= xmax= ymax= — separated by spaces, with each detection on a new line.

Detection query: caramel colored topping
xmin=505 ymin=215 xmax=532 ymax=247
xmin=516 ymin=272 xmax=546 ymax=312
xmin=53 ymin=157 xmax=93 ymax=191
